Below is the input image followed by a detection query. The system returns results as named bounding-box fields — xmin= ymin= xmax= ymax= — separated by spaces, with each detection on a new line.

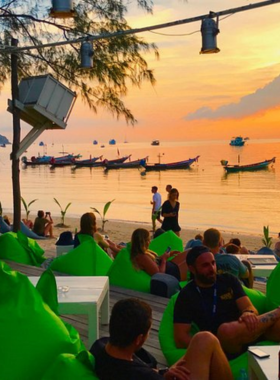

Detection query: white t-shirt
xmin=153 ymin=192 xmax=162 ymax=211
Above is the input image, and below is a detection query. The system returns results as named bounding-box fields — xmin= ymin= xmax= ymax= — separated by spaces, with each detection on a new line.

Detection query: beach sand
xmin=16 ymin=214 xmax=271 ymax=259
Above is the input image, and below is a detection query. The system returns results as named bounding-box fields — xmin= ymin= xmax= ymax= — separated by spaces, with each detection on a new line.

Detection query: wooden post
xmin=10 ymin=37 xmax=21 ymax=232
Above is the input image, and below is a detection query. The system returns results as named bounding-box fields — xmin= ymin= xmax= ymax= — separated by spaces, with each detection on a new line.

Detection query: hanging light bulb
xmin=200 ymin=15 xmax=220 ymax=54
xmin=80 ymin=41 xmax=94 ymax=69
xmin=50 ymin=0 xmax=75 ymax=19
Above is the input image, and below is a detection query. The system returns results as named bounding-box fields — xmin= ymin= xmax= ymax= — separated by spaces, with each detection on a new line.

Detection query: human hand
xmin=239 ymin=312 xmax=258 ymax=332
xmin=162 ymin=251 xmax=170 ymax=260
xmin=163 ymin=361 xmax=190 ymax=380
xmin=170 ymin=250 xmax=180 ymax=258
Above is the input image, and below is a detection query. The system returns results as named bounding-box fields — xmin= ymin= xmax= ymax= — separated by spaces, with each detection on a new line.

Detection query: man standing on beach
xmin=174 ymin=246 xmax=280 ymax=356
xmin=151 ymin=186 xmax=162 ymax=232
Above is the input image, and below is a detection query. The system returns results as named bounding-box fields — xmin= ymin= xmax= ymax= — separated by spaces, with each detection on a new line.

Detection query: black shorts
xmin=165 ymin=261 xmax=181 ymax=281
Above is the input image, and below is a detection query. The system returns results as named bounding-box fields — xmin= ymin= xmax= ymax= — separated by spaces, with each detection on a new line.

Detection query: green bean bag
xmin=159 ymin=286 xmax=275 ymax=379
xmin=149 ymin=230 xmax=184 ymax=254
xmin=0 ymin=261 xmax=84 ymax=380
xmin=0 ymin=231 xmax=45 ymax=266
xmin=42 ymin=351 xmax=98 ymax=380
xmin=108 ymin=231 xmax=184 ymax=293
xmin=266 ymin=262 xmax=280 ymax=307
xmin=108 ymin=243 xmax=152 ymax=292
xmin=50 ymin=237 xmax=112 ymax=276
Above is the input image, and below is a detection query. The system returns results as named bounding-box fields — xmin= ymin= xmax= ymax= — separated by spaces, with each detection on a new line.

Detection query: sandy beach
xmin=8 ymin=213 xmax=274 ymax=259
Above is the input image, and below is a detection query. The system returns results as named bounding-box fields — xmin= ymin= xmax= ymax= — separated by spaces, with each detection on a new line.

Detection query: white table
xmin=248 ymin=345 xmax=279 ymax=380
xmin=29 ymin=276 xmax=109 ymax=348
xmin=235 ymin=255 xmax=277 ymax=278
xmin=251 ymin=265 xmax=276 ymax=277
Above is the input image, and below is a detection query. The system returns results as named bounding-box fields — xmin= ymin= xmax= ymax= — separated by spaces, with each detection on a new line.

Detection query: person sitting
xmin=153 ymin=228 xmax=165 ymax=239
xmin=130 ymin=228 xmax=188 ymax=281
xmin=174 ymin=246 xmax=280 ymax=357
xmin=195 ymin=233 xmax=203 ymax=241
xmin=203 ymin=228 xmax=253 ymax=288
xmin=32 ymin=210 xmax=54 ymax=238
xmin=224 ymin=238 xmax=249 ymax=255
xmin=91 ymin=298 xmax=233 ymax=380
xmin=3 ymin=215 xmax=11 ymax=226
xmin=74 ymin=212 xmax=122 ymax=258
xmin=274 ymin=243 xmax=280 ymax=260
xmin=225 ymin=243 xmax=240 ymax=254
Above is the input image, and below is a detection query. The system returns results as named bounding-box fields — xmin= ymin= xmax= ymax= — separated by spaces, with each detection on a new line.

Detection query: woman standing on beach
xmin=74 ymin=212 xmax=121 ymax=258
xmin=130 ymin=228 xmax=188 ymax=281
xmin=161 ymin=188 xmax=181 ymax=236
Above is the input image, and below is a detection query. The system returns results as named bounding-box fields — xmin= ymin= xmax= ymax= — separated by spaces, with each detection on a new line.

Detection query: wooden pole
xmin=10 ymin=37 xmax=21 ymax=232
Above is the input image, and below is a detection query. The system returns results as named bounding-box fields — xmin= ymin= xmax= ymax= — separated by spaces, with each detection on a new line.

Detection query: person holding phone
xmin=161 ymin=188 xmax=181 ymax=236
xmin=33 ymin=210 xmax=54 ymax=238
xmin=130 ymin=228 xmax=188 ymax=281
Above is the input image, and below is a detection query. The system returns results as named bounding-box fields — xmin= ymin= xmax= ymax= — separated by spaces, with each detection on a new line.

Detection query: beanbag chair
xmin=149 ymin=230 xmax=184 ymax=254
xmin=0 ymin=231 xmax=45 ymax=266
xmin=42 ymin=351 xmax=98 ymax=380
xmin=108 ymin=231 xmax=184 ymax=293
xmin=108 ymin=243 xmax=152 ymax=293
xmin=266 ymin=262 xmax=280 ymax=307
xmin=159 ymin=286 xmax=275 ymax=379
xmin=0 ymin=216 xmax=11 ymax=233
xmin=20 ymin=220 xmax=46 ymax=239
xmin=0 ymin=261 xmax=84 ymax=380
xmin=50 ymin=237 xmax=112 ymax=276
xmin=0 ymin=216 xmax=46 ymax=239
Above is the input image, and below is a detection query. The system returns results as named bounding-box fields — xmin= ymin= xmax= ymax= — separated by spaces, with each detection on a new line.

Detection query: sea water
xmin=1 ymin=138 xmax=280 ymax=236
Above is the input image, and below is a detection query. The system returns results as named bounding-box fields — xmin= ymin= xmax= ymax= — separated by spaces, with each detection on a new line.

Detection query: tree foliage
xmin=0 ymin=0 xmax=159 ymax=124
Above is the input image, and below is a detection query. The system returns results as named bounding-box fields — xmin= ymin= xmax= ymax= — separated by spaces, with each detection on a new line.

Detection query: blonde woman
xmin=130 ymin=228 xmax=188 ymax=281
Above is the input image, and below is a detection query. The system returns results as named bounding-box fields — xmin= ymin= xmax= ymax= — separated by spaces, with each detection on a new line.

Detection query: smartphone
xmin=248 ymin=348 xmax=270 ymax=359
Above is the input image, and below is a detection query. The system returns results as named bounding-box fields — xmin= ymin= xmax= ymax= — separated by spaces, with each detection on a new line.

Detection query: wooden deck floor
xmin=3 ymin=260 xmax=266 ymax=367
xmin=4 ymin=260 xmax=169 ymax=366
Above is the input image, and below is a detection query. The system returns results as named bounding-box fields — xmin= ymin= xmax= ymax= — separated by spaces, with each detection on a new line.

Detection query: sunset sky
xmin=1 ymin=0 xmax=280 ymax=144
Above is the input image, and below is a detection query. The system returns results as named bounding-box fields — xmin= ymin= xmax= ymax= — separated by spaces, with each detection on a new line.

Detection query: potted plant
xmin=257 ymin=225 xmax=274 ymax=254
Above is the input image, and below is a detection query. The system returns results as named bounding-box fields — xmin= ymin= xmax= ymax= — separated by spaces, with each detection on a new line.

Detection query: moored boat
xmin=49 ymin=154 xmax=82 ymax=168
xmin=230 ymin=136 xmax=246 ymax=146
xmin=142 ymin=156 xmax=199 ymax=171
xmin=104 ymin=157 xmax=148 ymax=170
xmin=221 ymin=157 xmax=276 ymax=173
xmin=73 ymin=155 xmax=131 ymax=169
xmin=22 ymin=153 xmax=81 ymax=166
xmin=73 ymin=155 xmax=102 ymax=166
xmin=22 ymin=155 xmax=53 ymax=165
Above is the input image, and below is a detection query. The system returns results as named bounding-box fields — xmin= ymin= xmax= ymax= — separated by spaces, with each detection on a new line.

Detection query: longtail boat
xmin=49 ymin=154 xmax=82 ymax=168
xmin=221 ymin=157 xmax=276 ymax=173
xmin=142 ymin=156 xmax=199 ymax=171
xmin=72 ymin=155 xmax=131 ymax=169
xmin=104 ymin=157 xmax=148 ymax=170
xmin=22 ymin=154 xmax=81 ymax=166
xmin=72 ymin=155 xmax=103 ymax=166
